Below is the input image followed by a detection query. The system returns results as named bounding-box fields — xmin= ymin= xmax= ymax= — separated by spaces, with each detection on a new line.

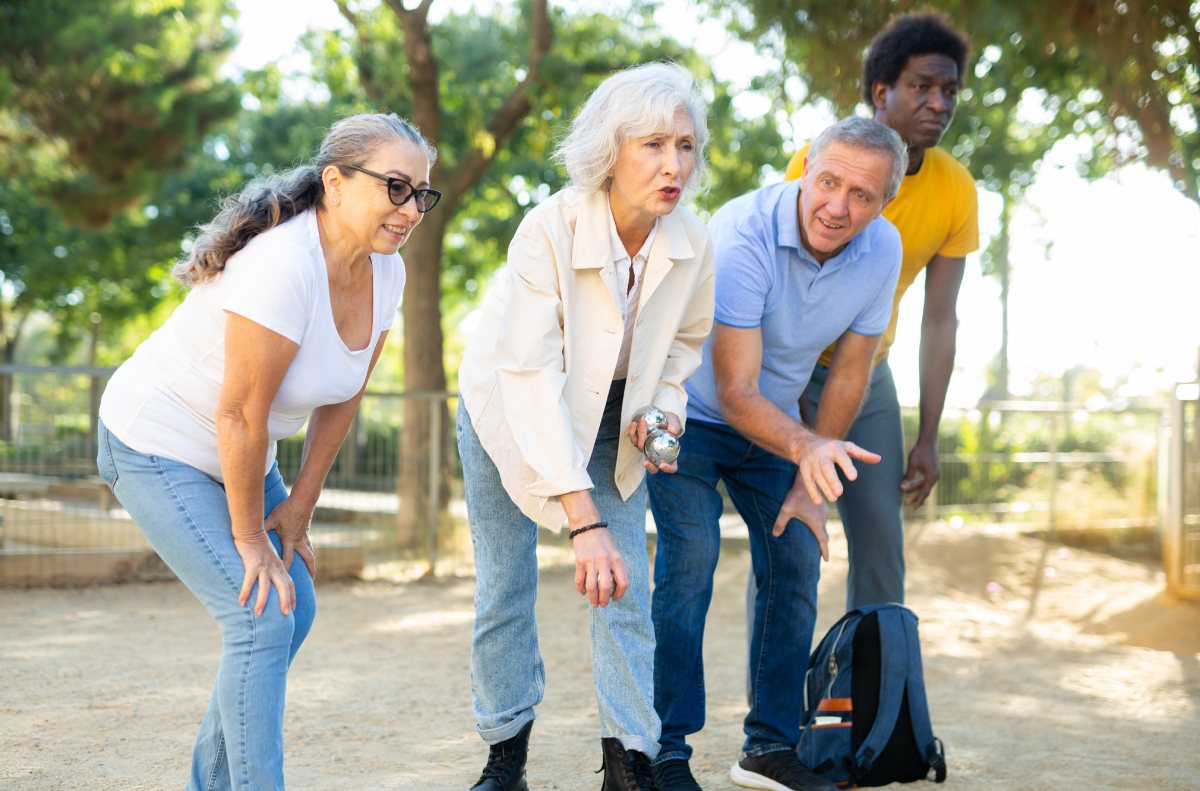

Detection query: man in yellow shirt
xmin=783 ymin=11 xmax=979 ymax=609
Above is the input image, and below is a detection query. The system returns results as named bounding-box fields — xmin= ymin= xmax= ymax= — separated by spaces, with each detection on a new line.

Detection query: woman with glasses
xmin=95 ymin=113 xmax=439 ymax=790
xmin=457 ymin=63 xmax=714 ymax=791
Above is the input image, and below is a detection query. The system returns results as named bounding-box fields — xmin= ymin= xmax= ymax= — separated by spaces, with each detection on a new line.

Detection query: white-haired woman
xmin=96 ymin=113 xmax=440 ymax=790
xmin=457 ymin=63 xmax=715 ymax=791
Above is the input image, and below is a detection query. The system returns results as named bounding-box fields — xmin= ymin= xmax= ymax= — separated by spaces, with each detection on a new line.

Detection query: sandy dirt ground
xmin=2 ymin=520 xmax=1199 ymax=791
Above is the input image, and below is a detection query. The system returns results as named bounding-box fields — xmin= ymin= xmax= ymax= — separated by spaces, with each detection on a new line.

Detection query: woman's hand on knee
xmin=571 ymin=528 xmax=629 ymax=608
xmin=266 ymin=497 xmax=317 ymax=579
xmin=234 ymin=533 xmax=296 ymax=616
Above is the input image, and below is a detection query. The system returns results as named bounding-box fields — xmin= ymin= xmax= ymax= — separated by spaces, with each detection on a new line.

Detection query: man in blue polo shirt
xmin=647 ymin=117 xmax=906 ymax=791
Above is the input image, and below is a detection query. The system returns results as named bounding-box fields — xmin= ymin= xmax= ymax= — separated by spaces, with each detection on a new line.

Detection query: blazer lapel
xmin=572 ymin=189 xmax=622 ymax=317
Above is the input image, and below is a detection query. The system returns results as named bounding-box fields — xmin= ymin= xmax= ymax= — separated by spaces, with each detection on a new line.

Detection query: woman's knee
xmin=220 ymin=600 xmax=297 ymax=654
xmin=291 ymin=586 xmax=317 ymax=649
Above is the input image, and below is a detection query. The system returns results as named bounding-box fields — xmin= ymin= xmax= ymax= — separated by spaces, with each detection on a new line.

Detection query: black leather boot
xmin=599 ymin=737 xmax=658 ymax=791
xmin=471 ymin=721 xmax=532 ymax=791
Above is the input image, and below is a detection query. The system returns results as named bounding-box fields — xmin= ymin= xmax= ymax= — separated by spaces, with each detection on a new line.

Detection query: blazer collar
xmin=571 ymin=188 xmax=697 ymax=272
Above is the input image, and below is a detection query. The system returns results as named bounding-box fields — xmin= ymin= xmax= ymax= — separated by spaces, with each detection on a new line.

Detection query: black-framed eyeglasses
xmin=341 ymin=164 xmax=443 ymax=213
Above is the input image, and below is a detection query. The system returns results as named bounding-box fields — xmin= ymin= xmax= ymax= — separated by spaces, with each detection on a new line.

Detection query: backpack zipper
xmin=824 ymin=619 xmax=851 ymax=700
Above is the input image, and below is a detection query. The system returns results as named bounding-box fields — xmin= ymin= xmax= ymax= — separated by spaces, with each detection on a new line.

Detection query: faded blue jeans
xmin=96 ymin=420 xmax=315 ymax=791
xmin=805 ymin=361 xmax=906 ymax=608
xmin=457 ymin=393 xmax=661 ymax=758
xmin=647 ymin=417 xmax=822 ymax=763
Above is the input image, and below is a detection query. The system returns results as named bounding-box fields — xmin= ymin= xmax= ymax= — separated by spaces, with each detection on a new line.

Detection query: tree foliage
xmin=0 ymin=0 xmax=245 ymax=370
xmin=706 ymin=0 xmax=1200 ymax=204
xmin=0 ymin=0 xmax=242 ymax=227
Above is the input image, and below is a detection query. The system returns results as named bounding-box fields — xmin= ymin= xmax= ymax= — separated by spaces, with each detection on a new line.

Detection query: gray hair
xmin=807 ymin=116 xmax=908 ymax=202
xmin=553 ymin=62 xmax=709 ymax=197
xmin=175 ymin=112 xmax=437 ymax=286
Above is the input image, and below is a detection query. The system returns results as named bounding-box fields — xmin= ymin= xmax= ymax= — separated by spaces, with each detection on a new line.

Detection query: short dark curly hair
xmin=861 ymin=10 xmax=970 ymax=106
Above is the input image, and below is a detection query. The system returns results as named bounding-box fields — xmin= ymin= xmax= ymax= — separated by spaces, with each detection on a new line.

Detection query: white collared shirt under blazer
xmin=459 ymin=186 xmax=715 ymax=530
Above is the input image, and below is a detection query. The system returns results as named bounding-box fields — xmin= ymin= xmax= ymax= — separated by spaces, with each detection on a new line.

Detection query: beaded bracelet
xmin=568 ymin=521 xmax=609 ymax=540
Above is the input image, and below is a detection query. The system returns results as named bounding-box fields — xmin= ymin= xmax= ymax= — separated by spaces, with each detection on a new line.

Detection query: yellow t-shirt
xmin=785 ymin=144 xmax=979 ymax=366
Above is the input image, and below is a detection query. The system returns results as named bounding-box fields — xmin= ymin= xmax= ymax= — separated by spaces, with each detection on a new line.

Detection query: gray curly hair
xmin=174 ymin=112 xmax=436 ymax=286
xmin=553 ymin=62 xmax=709 ymax=198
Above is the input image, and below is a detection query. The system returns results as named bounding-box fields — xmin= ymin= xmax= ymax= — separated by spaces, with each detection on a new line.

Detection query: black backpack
xmin=798 ymin=603 xmax=947 ymax=787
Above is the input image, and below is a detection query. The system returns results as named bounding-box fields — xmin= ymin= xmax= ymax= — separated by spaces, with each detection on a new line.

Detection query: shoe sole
xmin=729 ymin=760 xmax=813 ymax=791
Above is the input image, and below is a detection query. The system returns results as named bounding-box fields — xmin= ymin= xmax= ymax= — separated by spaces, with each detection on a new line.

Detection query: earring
xmin=333 ymin=197 xmax=339 ymax=204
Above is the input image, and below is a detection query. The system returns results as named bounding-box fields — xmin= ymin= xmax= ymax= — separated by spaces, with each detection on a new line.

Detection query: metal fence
xmin=925 ymin=401 xmax=1161 ymax=533
xmin=0 ymin=364 xmax=1169 ymax=586
xmin=1163 ymin=383 xmax=1200 ymax=597
xmin=0 ymin=364 xmax=465 ymax=585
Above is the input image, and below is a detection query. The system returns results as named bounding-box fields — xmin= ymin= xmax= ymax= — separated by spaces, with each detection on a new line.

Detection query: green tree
xmin=0 ymin=0 xmax=241 ymax=227
xmin=0 ymin=0 xmax=243 ymax=436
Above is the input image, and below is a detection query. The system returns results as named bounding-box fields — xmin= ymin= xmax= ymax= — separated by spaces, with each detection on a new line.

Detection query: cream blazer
xmin=458 ymin=186 xmax=715 ymax=530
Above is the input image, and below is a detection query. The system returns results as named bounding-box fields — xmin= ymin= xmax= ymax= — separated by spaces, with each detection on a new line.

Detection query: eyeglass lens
xmin=387 ymin=180 xmax=439 ymax=212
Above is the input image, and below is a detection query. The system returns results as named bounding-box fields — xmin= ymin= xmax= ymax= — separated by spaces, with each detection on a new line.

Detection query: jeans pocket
xmin=95 ymin=421 xmax=119 ymax=489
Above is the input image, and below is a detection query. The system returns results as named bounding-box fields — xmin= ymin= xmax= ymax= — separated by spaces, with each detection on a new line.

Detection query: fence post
xmin=1163 ymin=384 xmax=1200 ymax=597
xmin=426 ymin=395 xmax=441 ymax=577
xmin=979 ymin=407 xmax=992 ymax=516
xmin=1047 ymin=410 xmax=1059 ymax=537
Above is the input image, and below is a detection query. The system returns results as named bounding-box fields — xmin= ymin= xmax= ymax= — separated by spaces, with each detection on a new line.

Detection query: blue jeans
xmin=806 ymin=361 xmax=906 ymax=608
xmin=648 ymin=418 xmax=822 ymax=762
xmin=96 ymin=420 xmax=316 ymax=791
xmin=457 ymin=397 xmax=661 ymax=758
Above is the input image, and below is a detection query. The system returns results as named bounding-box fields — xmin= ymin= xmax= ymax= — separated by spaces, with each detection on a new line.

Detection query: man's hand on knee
xmin=773 ymin=482 xmax=830 ymax=560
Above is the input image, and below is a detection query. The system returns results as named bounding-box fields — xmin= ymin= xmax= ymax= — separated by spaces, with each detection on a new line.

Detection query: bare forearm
xmin=719 ymin=387 xmax=817 ymax=465
xmin=918 ymin=318 xmax=956 ymax=444
xmin=559 ymin=489 xmax=601 ymax=528
xmin=813 ymin=330 xmax=880 ymax=439
xmin=289 ymin=398 xmax=363 ymax=510
xmin=813 ymin=367 xmax=870 ymax=439
xmin=216 ymin=411 xmax=271 ymax=539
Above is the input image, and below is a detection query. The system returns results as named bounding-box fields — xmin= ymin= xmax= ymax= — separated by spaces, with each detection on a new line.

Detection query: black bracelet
xmin=568 ymin=521 xmax=608 ymax=539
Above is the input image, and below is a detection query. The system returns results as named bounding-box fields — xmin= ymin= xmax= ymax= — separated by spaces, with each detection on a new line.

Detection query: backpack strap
xmin=901 ymin=609 xmax=947 ymax=783
xmin=850 ymin=606 xmax=908 ymax=779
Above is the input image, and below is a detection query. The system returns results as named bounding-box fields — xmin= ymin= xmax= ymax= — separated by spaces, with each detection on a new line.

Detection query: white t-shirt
xmin=99 ymin=209 xmax=406 ymax=480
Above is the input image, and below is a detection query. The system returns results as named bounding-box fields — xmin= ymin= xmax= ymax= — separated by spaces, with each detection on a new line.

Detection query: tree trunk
xmin=375 ymin=0 xmax=551 ymax=549
xmin=0 ymin=300 xmax=22 ymax=443
xmin=395 ymin=213 xmax=449 ymax=545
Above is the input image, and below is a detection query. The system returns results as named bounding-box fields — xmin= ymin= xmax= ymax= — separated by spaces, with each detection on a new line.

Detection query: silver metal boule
xmin=644 ymin=431 xmax=680 ymax=465
xmin=631 ymin=406 xmax=668 ymax=433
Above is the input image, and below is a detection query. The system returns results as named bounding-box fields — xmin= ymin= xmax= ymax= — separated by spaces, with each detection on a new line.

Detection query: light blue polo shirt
xmin=684 ymin=179 xmax=902 ymax=426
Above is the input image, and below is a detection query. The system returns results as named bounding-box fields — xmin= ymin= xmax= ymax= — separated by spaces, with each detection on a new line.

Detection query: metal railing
xmin=0 ymin=364 xmax=1169 ymax=586
xmin=924 ymin=401 xmax=1162 ymax=534
xmin=0 ymin=364 xmax=464 ymax=585
xmin=1163 ymin=383 xmax=1200 ymax=598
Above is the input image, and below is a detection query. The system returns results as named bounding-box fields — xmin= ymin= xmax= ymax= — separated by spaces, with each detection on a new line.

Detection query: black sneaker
xmin=600 ymin=737 xmax=658 ymax=791
xmin=729 ymin=750 xmax=836 ymax=791
xmin=471 ymin=721 xmax=532 ymax=791
xmin=651 ymin=757 xmax=703 ymax=791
